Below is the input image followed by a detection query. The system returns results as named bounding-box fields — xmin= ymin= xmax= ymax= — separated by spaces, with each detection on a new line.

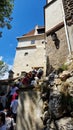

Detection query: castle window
xmin=24 ymin=52 xmax=28 ymax=56
xmin=21 ymin=71 xmax=26 ymax=76
xmin=17 ymin=73 xmax=19 ymax=76
xmin=31 ymin=40 xmax=35 ymax=44
xmin=26 ymin=64 xmax=28 ymax=66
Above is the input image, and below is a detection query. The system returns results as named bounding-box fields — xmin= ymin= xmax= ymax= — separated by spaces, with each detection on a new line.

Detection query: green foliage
xmin=0 ymin=61 xmax=4 ymax=65
xmin=58 ymin=64 xmax=68 ymax=72
xmin=0 ymin=60 xmax=8 ymax=78
xmin=0 ymin=0 xmax=14 ymax=36
xmin=61 ymin=64 xmax=68 ymax=71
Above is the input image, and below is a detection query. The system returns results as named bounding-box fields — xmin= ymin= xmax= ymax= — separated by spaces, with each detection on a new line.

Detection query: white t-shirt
xmin=34 ymin=76 xmax=39 ymax=82
xmin=10 ymin=99 xmax=18 ymax=114
xmin=6 ymin=117 xmax=14 ymax=130
xmin=31 ymin=80 xmax=37 ymax=87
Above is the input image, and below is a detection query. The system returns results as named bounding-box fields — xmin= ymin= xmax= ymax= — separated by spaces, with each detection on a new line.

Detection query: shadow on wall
xmin=51 ymin=32 xmax=60 ymax=49
xmin=46 ymin=56 xmax=54 ymax=76
xmin=16 ymin=90 xmax=43 ymax=130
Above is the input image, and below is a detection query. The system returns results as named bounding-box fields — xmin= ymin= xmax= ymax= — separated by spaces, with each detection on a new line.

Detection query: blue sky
xmin=0 ymin=0 xmax=46 ymax=67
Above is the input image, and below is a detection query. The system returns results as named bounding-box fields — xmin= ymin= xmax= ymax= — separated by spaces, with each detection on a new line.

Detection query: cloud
xmin=0 ymin=56 xmax=3 ymax=61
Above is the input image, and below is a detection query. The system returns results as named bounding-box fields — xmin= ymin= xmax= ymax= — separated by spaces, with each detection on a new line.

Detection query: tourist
xmin=10 ymin=95 xmax=18 ymax=123
xmin=7 ymin=83 xmax=19 ymax=108
xmin=6 ymin=111 xmax=15 ymax=130
xmin=11 ymin=88 xmax=19 ymax=102
xmin=0 ymin=103 xmax=6 ymax=130
xmin=0 ymin=92 xmax=7 ymax=109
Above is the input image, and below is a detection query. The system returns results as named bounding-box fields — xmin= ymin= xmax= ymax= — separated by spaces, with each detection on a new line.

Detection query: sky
xmin=0 ymin=0 xmax=46 ymax=69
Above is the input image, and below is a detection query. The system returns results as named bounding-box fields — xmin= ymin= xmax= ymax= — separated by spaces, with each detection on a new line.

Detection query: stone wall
xmin=46 ymin=26 xmax=69 ymax=74
xmin=16 ymin=55 xmax=73 ymax=130
xmin=40 ymin=55 xmax=73 ymax=130
xmin=45 ymin=0 xmax=63 ymax=33
xmin=63 ymin=0 xmax=73 ymax=26
xmin=16 ymin=90 xmax=43 ymax=130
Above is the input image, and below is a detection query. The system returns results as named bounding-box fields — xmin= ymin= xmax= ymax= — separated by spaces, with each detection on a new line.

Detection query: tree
xmin=0 ymin=0 xmax=14 ymax=37
xmin=0 ymin=61 xmax=8 ymax=79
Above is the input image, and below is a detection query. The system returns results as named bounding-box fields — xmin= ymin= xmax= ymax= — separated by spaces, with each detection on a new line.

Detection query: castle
xmin=13 ymin=0 xmax=73 ymax=77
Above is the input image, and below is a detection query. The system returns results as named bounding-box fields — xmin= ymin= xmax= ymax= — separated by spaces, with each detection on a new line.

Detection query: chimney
xmin=34 ymin=25 xmax=38 ymax=35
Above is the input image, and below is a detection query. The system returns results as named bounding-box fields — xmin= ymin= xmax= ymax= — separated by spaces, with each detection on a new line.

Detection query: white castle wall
xmin=13 ymin=34 xmax=46 ymax=77
xmin=45 ymin=0 xmax=63 ymax=32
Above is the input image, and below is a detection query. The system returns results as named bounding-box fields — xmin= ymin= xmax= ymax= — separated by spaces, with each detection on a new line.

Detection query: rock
xmin=46 ymin=121 xmax=56 ymax=130
xmin=48 ymin=73 xmax=55 ymax=82
xmin=59 ymin=71 xmax=71 ymax=81
xmin=66 ymin=77 xmax=73 ymax=96
xmin=68 ymin=88 xmax=73 ymax=97
xmin=60 ymin=82 xmax=70 ymax=96
xmin=40 ymin=57 xmax=73 ymax=130
xmin=41 ymin=93 xmax=48 ymax=101
xmin=67 ymin=95 xmax=73 ymax=112
xmin=57 ymin=85 xmax=62 ymax=92
xmin=50 ymin=85 xmax=58 ymax=94
xmin=54 ymin=78 xmax=62 ymax=85
xmin=56 ymin=117 xmax=73 ymax=130
xmin=66 ymin=76 xmax=73 ymax=86
xmin=42 ymin=111 xmax=50 ymax=125
xmin=49 ymin=93 xmax=65 ymax=119
xmin=43 ymin=101 xmax=49 ymax=112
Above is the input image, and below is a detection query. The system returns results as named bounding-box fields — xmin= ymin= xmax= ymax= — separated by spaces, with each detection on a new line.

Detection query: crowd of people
xmin=0 ymin=83 xmax=19 ymax=130
xmin=0 ymin=68 xmax=43 ymax=130
xmin=21 ymin=68 xmax=43 ymax=87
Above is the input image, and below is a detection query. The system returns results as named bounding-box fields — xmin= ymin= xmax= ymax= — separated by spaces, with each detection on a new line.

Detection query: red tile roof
xmin=22 ymin=26 xmax=45 ymax=37
xmin=23 ymin=29 xmax=35 ymax=37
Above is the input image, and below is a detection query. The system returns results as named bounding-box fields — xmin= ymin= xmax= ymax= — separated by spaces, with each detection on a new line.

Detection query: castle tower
xmin=13 ymin=26 xmax=46 ymax=78
xmin=44 ymin=0 xmax=73 ymax=73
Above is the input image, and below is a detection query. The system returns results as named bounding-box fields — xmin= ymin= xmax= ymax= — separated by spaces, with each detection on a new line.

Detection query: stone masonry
xmin=46 ymin=26 xmax=69 ymax=74
xmin=62 ymin=0 xmax=73 ymax=26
